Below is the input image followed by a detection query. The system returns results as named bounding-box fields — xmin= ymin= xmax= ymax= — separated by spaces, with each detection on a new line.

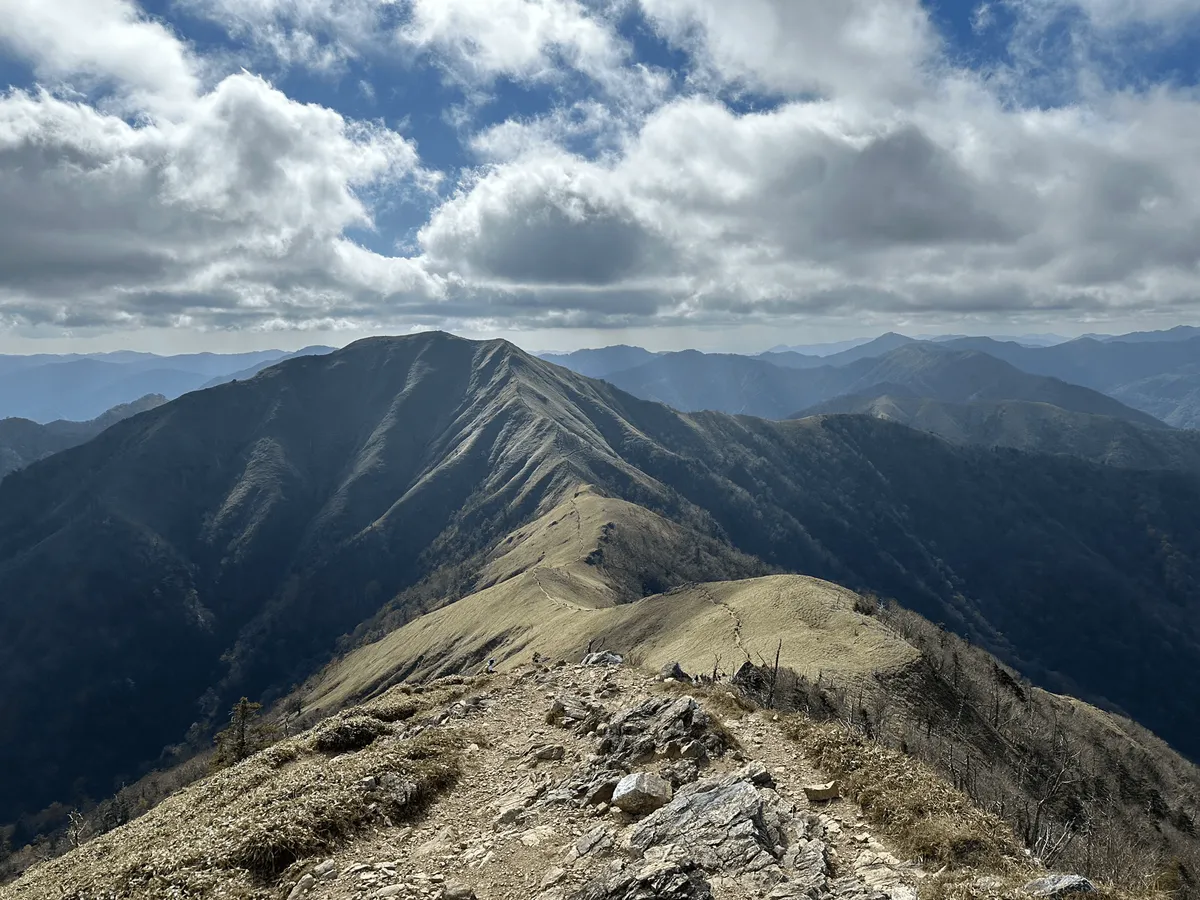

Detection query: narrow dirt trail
xmin=695 ymin=583 xmax=753 ymax=666
xmin=531 ymin=571 xmax=589 ymax=613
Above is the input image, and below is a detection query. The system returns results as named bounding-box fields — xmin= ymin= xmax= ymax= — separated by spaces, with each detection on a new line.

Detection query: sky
xmin=1 ymin=0 xmax=1200 ymax=354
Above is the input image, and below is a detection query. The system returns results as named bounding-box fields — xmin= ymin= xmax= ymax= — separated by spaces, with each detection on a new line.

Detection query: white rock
xmin=611 ymin=773 xmax=673 ymax=815
xmin=803 ymin=781 xmax=841 ymax=802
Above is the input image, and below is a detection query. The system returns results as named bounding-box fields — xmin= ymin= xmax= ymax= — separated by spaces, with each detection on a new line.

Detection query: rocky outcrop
xmin=570 ymin=849 xmax=714 ymax=900
xmin=597 ymin=696 xmax=730 ymax=767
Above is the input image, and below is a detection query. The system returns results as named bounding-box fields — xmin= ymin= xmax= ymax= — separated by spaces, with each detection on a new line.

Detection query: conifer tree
xmin=211 ymin=697 xmax=267 ymax=769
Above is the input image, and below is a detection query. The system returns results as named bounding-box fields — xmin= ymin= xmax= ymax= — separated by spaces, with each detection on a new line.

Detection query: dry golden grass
xmin=305 ymin=486 xmax=918 ymax=713
xmin=788 ymin=717 xmax=1026 ymax=871
xmin=0 ymin=683 xmax=475 ymax=900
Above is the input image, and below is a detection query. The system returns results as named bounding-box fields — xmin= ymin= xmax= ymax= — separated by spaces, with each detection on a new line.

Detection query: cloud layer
xmin=2 ymin=0 xmax=1200 ymax=340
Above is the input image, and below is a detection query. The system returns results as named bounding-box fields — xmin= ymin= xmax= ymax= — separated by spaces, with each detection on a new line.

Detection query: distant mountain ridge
xmin=0 ymin=348 xmax=334 ymax=422
xmin=938 ymin=335 xmax=1200 ymax=427
xmin=0 ymin=394 xmax=168 ymax=480
xmin=5 ymin=332 xmax=1200 ymax=833
xmin=595 ymin=341 xmax=1161 ymax=425
xmin=798 ymin=389 xmax=1200 ymax=473
xmin=542 ymin=327 xmax=1198 ymax=427
xmin=537 ymin=345 xmax=660 ymax=379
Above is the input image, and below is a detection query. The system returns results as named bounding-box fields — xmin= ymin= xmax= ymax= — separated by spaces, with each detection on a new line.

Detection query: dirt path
xmin=291 ymin=663 xmax=926 ymax=900
xmin=695 ymin=584 xmax=753 ymax=667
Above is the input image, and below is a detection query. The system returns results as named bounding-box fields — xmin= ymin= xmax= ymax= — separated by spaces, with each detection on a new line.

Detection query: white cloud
xmin=401 ymin=0 xmax=624 ymax=82
xmin=1045 ymin=0 xmax=1200 ymax=28
xmin=0 ymin=0 xmax=444 ymax=332
xmin=178 ymin=0 xmax=393 ymax=71
xmin=416 ymin=73 xmax=1200 ymax=328
xmin=638 ymin=0 xmax=938 ymax=102
xmin=0 ymin=0 xmax=199 ymax=112
xmin=6 ymin=0 xmax=1200 ymax=341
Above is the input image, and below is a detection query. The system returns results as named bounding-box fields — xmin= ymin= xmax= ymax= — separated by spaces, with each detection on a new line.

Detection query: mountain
xmin=0 ymin=395 xmax=167 ymax=480
xmin=201 ymin=345 xmax=336 ymax=388
xmin=762 ymin=332 xmax=917 ymax=370
xmin=941 ymin=336 xmax=1200 ymax=427
xmin=1108 ymin=365 xmax=1200 ymax=430
xmin=798 ymin=389 xmax=1200 ymax=472
xmin=604 ymin=342 xmax=1162 ymax=424
xmin=6 ymin=486 xmax=1200 ymax=899
xmin=1091 ymin=325 xmax=1200 ymax=343
xmin=0 ymin=350 xmax=301 ymax=422
xmin=765 ymin=336 xmax=877 ymax=355
xmin=538 ymin=344 xmax=660 ymax=379
xmin=604 ymin=349 xmax=829 ymax=416
xmin=5 ymin=333 xmax=1200 ymax=838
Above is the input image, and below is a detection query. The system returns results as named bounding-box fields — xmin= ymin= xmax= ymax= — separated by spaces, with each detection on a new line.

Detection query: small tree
xmin=211 ymin=697 xmax=270 ymax=770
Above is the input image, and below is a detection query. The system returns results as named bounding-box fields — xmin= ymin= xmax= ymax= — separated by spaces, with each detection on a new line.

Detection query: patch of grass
xmin=225 ymin=729 xmax=467 ymax=880
xmin=787 ymin=717 xmax=1025 ymax=871
xmin=311 ymin=715 xmax=390 ymax=753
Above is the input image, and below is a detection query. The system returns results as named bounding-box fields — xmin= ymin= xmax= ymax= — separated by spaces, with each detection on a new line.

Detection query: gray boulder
xmin=583 ymin=651 xmax=625 ymax=666
xmin=628 ymin=764 xmax=826 ymax=897
xmin=612 ymin=773 xmax=674 ymax=814
xmin=599 ymin=696 xmax=728 ymax=766
xmin=659 ymin=662 xmax=690 ymax=682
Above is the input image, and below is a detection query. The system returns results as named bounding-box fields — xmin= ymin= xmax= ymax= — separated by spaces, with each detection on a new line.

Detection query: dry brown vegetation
xmin=0 ymin=680 xmax=477 ymax=900
xmin=788 ymin=717 xmax=1026 ymax=871
xmin=728 ymin=599 xmax=1200 ymax=899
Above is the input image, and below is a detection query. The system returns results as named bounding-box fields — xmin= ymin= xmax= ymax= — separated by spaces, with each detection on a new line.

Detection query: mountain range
xmin=0 ymin=347 xmax=334 ymax=423
xmin=799 ymin=389 xmax=1200 ymax=473
xmin=5 ymin=332 xmax=1200 ymax=841
xmin=593 ymin=342 xmax=1162 ymax=425
xmin=541 ymin=329 xmax=1200 ymax=429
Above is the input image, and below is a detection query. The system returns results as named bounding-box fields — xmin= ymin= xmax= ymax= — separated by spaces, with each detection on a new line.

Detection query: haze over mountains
xmin=541 ymin=327 xmax=1200 ymax=428
xmin=5 ymin=331 xmax=1200 ymax=843
xmin=0 ymin=347 xmax=334 ymax=423
xmin=0 ymin=395 xmax=168 ymax=479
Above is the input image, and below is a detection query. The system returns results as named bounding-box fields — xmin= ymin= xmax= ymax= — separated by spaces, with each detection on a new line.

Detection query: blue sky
xmin=1 ymin=0 xmax=1200 ymax=354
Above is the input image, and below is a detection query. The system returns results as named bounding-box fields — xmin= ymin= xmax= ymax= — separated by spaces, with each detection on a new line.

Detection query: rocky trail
xmin=281 ymin=661 xmax=941 ymax=900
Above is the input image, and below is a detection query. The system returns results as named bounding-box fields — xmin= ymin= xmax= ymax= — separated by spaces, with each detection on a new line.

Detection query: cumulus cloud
xmin=0 ymin=0 xmax=199 ymax=112
xmin=401 ymin=0 xmax=623 ymax=83
xmin=639 ymin=0 xmax=938 ymax=103
xmin=418 ymin=67 xmax=1200 ymax=328
xmin=178 ymin=0 xmax=394 ymax=71
xmin=4 ymin=0 xmax=1200 ymax=340
xmin=0 ymin=0 xmax=445 ymax=333
xmin=1037 ymin=0 xmax=1200 ymax=28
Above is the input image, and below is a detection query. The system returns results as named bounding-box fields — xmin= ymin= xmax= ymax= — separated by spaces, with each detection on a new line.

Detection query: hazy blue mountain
xmin=799 ymin=389 xmax=1200 ymax=472
xmin=202 ymin=346 xmax=336 ymax=388
xmin=1087 ymin=326 xmax=1200 ymax=344
xmin=0 ymin=350 xmax=303 ymax=422
xmin=765 ymin=332 xmax=918 ymax=369
xmin=939 ymin=335 xmax=1200 ymax=426
xmin=765 ymin=337 xmax=877 ymax=355
xmin=926 ymin=333 xmax=1070 ymax=347
xmin=0 ymin=394 xmax=167 ymax=479
xmin=605 ymin=342 xmax=1162 ymax=425
xmin=539 ymin=345 xmax=660 ymax=379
